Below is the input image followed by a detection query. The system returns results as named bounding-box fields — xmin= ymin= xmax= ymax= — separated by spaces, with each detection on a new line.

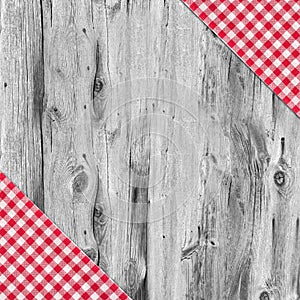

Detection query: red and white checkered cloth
xmin=182 ymin=0 xmax=300 ymax=116
xmin=0 ymin=172 xmax=130 ymax=300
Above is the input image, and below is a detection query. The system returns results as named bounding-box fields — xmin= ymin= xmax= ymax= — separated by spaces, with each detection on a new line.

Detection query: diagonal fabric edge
xmin=0 ymin=171 xmax=130 ymax=300
xmin=180 ymin=0 xmax=300 ymax=117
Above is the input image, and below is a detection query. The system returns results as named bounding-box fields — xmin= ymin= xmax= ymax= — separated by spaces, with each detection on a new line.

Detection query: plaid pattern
xmin=0 ymin=172 xmax=130 ymax=300
xmin=182 ymin=0 xmax=300 ymax=116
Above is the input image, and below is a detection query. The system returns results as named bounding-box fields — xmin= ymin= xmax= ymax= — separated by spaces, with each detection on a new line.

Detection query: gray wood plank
xmin=42 ymin=0 xmax=99 ymax=262
xmin=0 ymin=0 xmax=44 ymax=209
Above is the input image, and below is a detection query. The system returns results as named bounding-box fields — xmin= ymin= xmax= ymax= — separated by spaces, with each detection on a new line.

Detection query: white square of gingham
xmin=0 ymin=172 xmax=130 ymax=300
xmin=182 ymin=0 xmax=300 ymax=116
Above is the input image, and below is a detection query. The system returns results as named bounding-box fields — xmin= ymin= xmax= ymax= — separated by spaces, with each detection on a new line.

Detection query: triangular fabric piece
xmin=0 ymin=172 xmax=130 ymax=300
xmin=181 ymin=0 xmax=300 ymax=116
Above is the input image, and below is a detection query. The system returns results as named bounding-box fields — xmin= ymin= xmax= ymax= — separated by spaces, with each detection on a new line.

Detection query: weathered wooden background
xmin=1 ymin=0 xmax=300 ymax=299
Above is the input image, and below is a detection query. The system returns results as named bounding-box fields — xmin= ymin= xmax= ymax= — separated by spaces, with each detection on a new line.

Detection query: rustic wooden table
xmin=1 ymin=0 xmax=299 ymax=299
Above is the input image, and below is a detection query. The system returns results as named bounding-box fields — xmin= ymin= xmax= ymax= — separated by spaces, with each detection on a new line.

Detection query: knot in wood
xmin=72 ymin=171 xmax=88 ymax=193
xmin=94 ymin=204 xmax=108 ymax=226
xmin=94 ymin=205 xmax=102 ymax=218
xmin=49 ymin=106 xmax=62 ymax=121
xmin=274 ymin=171 xmax=285 ymax=186
xmin=125 ymin=260 xmax=138 ymax=291
xmin=259 ymin=291 xmax=270 ymax=300
xmin=94 ymin=77 xmax=104 ymax=93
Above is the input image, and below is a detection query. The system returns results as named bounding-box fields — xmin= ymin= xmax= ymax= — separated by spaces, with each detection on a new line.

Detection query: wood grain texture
xmin=1 ymin=0 xmax=300 ymax=299
xmin=42 ymin=0 xmax=99 ymax=262
xmin=0 ymin=0 xmax=44 ymax=209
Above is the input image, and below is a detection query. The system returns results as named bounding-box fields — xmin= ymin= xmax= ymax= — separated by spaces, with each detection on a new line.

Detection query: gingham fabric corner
xmin=0 ymin=172 xmax=130 ymax=300
xmin=181 ymin=0 xmax=300 ymax=116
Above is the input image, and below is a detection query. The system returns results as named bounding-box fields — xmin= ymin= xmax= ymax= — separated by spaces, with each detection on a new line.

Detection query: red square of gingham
xmin=0 ymin=172 xmax=130 ymax=300
xmin=182 ymin=0 xmax=300 ymax=116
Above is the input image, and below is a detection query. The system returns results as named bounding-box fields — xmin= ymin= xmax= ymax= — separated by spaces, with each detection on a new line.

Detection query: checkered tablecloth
xmin=0 ymin=172 xmax=130 ymax=300
xmin=182 ymin=0 xmax=300 ymax=116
